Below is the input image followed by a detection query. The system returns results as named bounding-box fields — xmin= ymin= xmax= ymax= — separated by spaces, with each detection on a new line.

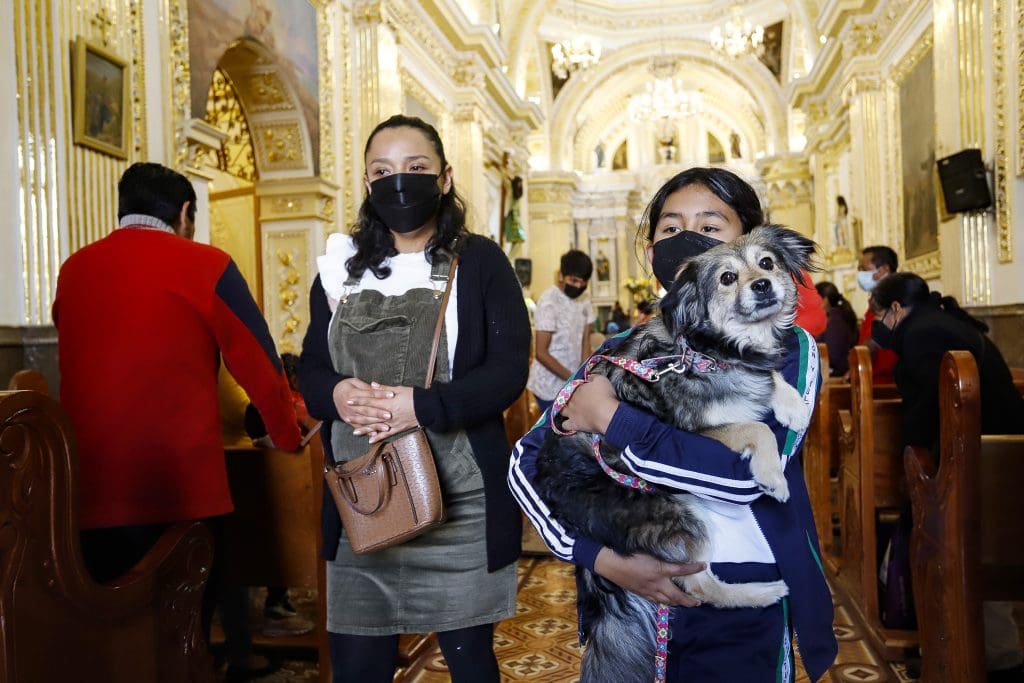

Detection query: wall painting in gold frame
xmin=72 ymin=36 xmax=130 ymax=159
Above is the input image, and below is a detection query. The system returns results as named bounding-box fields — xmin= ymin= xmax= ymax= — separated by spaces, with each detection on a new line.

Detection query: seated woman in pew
xmin=868 ymin=272 xmax=1024 ymax=451
xmin=869 ymin=272 xmax=1024 ymax=680
xmin=815 ymin=281 xmax=858 ymax=377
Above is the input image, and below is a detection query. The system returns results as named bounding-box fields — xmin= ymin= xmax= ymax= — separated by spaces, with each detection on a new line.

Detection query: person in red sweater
xmin=856 ymin=245 xmax=900 ymax=384
xmin=53 ymin=162 xmax=300 ymax=679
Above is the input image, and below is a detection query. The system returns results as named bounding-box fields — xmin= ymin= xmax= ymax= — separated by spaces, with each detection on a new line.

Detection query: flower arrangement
xmin=623 ymin=276 xmax=658 ymax=305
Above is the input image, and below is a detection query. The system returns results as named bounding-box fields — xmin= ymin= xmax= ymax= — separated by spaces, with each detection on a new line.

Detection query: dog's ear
xmin=753 ymin=224 xmax=820 ymax=279
xmin=659 ymin=261 xmax=706 ymax=338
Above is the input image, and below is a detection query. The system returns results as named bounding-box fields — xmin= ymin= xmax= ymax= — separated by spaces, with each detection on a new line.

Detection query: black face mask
xmin=563 ymin=283 xmax=587 ymax=299
xmin=651 ymin=231 xmax=724 ymax=288
xmin=368 ymin=173 xmax=442 ymax=234
xmin=870 ymin=318 xmax=894 ymax=349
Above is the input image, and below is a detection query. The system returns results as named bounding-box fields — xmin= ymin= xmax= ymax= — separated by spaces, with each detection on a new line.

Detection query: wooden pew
xmin=905 ymin=351 xmax=1024 ymax=682
xmin=221 ymin=438 xmax=329 ymax=679
xmin=6 ymin=369 xmax=50 ymax=394
xmin=836 ymin=345 xmax=915 ymax=657
xmin=0 ymin=389 xmax=215 ymax=682
xmin=805 ymin=344 xmax=900 ymax=567
xmin=805 ymin=344 xmax=848 ymax=561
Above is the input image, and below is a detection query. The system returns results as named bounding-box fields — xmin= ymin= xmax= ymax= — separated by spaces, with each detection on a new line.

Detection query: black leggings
xmin=328 ymin=623 xmax=499 ymax=683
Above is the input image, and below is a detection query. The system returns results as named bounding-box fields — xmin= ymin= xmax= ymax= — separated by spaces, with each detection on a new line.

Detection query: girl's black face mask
xmin=651 ymin=230 xmax=723 ymax=288
xmin=368 ymin=173 xmax=442 ymax=234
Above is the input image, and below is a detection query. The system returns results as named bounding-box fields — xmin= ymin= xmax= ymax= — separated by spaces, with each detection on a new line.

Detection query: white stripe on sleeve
xmin=507 ymin=444 xmax=575 ymax=561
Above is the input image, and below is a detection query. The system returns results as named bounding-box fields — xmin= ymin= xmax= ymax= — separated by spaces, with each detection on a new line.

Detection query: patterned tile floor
xmin=225 ymin=555 xmax=923 ymax=682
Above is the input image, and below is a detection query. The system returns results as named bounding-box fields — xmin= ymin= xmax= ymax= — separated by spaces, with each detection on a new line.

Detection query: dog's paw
xmin=772 ymin=372 xmax=811 ymax=431
xmin=741 ymin=446 xmax=790 ymax=502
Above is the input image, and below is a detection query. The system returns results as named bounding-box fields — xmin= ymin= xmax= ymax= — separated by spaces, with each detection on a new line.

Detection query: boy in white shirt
xmin=527 ymin=250 xmax=595 ymax=413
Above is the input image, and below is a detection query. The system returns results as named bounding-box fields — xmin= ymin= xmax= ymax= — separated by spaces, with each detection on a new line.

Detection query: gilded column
xmin=935 ymin=0 xmax=991 ymax=304
xmin=845 ymin=72 xmax=895 ymax=254
xmin=352 ymin=1 xmax=400 ymax=136
xmin=257 ymin=178 xmax=339 ymax=354
xmin=449 ymin=57 xmax=489 ymax=232
xmin=0 ymin=0 xmax=23 ymax=324
xmin=525 ymin=173 xmax=577 ymax=299
xmin=757 ymin=155 xmax=815 ymax=238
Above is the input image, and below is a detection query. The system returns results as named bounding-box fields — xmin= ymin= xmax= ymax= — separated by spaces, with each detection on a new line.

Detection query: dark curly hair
xmin=346 ymin=115 xmax=468 ymax=280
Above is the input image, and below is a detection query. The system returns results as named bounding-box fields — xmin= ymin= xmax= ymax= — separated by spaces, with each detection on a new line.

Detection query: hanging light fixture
xmin=628 ymin=58 xmax=704 ymax=123
xmin=550 ymin=0 xmax=601 ymax=79
xmin=709 ymin=5 xmax=765 ymax=59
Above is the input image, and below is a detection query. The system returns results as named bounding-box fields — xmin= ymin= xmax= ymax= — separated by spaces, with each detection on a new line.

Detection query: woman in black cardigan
xmin=299 ymin=115 xmax=530 ymax=683
xmin=868 ymin=272 xmax=1024 ymax=450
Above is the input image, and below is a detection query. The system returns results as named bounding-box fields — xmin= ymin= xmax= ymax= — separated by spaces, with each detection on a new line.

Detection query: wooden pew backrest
xmin=0 ymin=390 xmax=214 ymax=683
xmin=905 ymin=351 xmax=1024 ymax=682
xmin=839 ymin=346 xmax=911 ymax=651
xmin=6 ymin=369 xmax=49 ymax=394
xmin=977 ymin=435 xmax=1024 ymax=598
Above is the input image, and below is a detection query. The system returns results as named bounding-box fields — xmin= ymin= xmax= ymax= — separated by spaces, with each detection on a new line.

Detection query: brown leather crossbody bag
xmin=323 ymin=256 xmax=457 ymax=554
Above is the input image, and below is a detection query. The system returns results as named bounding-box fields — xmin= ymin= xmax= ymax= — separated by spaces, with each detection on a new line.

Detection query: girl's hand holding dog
xmin=595 ymin=548 xmax=704 ymax=607
xmin=561 ymin=374 xmax=619 ymax=434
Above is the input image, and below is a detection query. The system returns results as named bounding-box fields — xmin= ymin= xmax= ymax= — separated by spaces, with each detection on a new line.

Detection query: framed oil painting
xmin=899 ymin=48 xmax=938 ymax=262
xmin=72 ymin=36 xmax=129 ymax=159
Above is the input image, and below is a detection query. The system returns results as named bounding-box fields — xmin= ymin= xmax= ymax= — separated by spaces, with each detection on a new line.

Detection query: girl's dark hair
xmin=816 ymin=281 xmax=858 ymax=337
xmin=871 ymin=272 xmax=989 ymax=333
xmin=636 ymin=167 xmax=764 ymax=247
xmin=346 ymin=115 xmax=468 ymax=279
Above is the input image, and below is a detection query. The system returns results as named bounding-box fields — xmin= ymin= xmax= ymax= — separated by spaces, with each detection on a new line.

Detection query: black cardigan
xmin=299 ymin=234 xmax=531 ymax=571
xmin=890 ymin=301 xmax=1024 ymax=449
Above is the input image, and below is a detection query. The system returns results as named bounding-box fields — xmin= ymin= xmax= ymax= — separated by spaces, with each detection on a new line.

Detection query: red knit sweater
xmin=54 ymin=228 xmax=301 ymax=529
xmin=858 ymin=308 xmax=899 ymax=384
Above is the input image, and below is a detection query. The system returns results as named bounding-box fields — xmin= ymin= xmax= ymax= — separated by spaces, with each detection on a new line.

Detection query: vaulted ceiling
xmin=493 ymin=0 xmax=828 ymax=171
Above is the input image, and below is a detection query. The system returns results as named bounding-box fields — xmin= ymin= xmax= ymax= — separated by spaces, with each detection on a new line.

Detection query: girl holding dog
xmin=300 ymin=115 xmax=530 ymax=682
xmin=510 ymin=167 xmax=837 ymax=682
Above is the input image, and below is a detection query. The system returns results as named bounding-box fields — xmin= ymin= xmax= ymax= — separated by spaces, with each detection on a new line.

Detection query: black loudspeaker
xmin=937 ymin=149 xmax=992 ymax=213
xmin=514 ymin=258 xmax=532 ymax=288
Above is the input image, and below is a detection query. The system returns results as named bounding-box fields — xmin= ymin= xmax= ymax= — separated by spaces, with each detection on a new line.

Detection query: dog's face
xmin=660 ymin=225 xmax=818 ymax=353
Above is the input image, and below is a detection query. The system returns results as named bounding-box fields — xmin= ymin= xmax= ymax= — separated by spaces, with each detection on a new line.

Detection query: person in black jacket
xmin=869 ymin=272 xmax=1024 ymax=450
xmin=298 ymin=115 xmax=530 ymax=683
xmin=870 ymin=272 xmax=1024 ymax=679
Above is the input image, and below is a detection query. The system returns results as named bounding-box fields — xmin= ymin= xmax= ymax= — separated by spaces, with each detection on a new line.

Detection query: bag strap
xmin=424 ymin=254 xmax=459 ymax=390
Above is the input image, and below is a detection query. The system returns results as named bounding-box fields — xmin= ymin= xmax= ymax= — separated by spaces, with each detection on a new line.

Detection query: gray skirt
xmin=326 ymin=488 xmax=517 ymax=635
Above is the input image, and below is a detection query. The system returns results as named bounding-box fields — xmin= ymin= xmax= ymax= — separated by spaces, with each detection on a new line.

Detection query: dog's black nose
xmin=751 ymin=278 xmax=772 ymax=294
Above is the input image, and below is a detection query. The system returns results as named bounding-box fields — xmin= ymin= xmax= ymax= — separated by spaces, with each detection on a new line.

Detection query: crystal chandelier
xmin=628 ymin=59 xmax=704 ymax=123
xmin=709 ymin=5 xmax=765 ymax=58
xmin=550 ymin=0 xmax=601 ymax=79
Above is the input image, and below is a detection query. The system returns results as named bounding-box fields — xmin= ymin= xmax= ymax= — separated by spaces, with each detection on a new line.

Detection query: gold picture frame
xmin=72 ymin=36 xmax=129 ymax=159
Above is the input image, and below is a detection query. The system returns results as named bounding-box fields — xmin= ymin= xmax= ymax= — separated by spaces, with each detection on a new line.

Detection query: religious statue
xmin=832 ymin=195 xmax=850 ymax=252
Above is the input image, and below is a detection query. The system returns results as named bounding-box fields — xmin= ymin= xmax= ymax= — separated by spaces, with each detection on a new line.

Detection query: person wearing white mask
xmin=856 ymin=245 xmax=899 ymax=383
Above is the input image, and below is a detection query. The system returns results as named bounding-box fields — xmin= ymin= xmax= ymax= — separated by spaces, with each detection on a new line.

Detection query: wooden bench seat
xmin=905 ymin=351 xmax=1024 ymax=682
xmin=0 ymin=389 xmax=215 ymax=682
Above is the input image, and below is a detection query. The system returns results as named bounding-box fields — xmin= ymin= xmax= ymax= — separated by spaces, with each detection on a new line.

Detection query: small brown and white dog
xmin=533 ymin=224 xmax=818 ymax=683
